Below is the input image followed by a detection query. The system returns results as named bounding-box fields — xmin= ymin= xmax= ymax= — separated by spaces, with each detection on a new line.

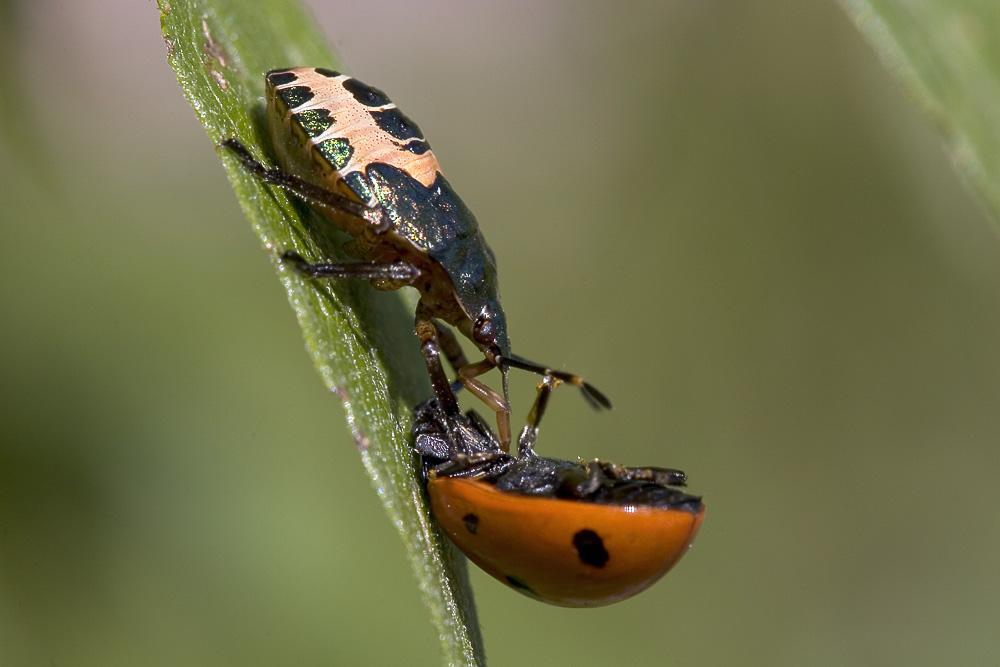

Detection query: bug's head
xmin=472 ymin=299 xmax=510 ymax=400
xmin=472 ymin=301 xmax=512 ymax=406
xmin=472 ymin=301 xmax=510 ymax=364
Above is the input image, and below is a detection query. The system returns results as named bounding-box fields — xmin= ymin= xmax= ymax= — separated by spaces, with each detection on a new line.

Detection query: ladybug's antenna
xmin=504 ymin=354 xmax=612 ymax=410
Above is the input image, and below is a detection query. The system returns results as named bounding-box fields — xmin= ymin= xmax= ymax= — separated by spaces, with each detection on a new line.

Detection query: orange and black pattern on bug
xmin=262 ymin=67 xmax=508 ymax=359
xmin=225 ymin=68 xmax=610 ymax=450
xmin=266 ymin=68 xmax=439 ymax=206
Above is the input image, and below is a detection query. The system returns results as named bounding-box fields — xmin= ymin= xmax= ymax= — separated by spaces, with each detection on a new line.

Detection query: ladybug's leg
xmin=430 ymin=451 xmax=510 ymax=479
xmin=504 ymin=353 xmax=613 ymax=410
xmin=465 ymin=408 xmax=501 ymax=449
xmin=516 ymin=375 xmax=560 ymax=456
xmin=599 ymin=462 xmax=688 ymax=487
xmin=415 ymin=316 xmax=461 ymax=420
xmin=526 ymin=375 xmax=558 ymax=428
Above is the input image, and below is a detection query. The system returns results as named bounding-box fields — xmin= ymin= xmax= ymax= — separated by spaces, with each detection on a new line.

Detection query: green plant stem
xmin=159 ymin=1 xmax=485 ymax=664
xmin=842 ymin=0 xmax=1000 ymax=229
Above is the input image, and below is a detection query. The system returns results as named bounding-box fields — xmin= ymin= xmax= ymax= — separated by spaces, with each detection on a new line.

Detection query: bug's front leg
xmin=431 ymin=321 xmax=470 ymax=373
xmin=431 ymin=321 xmax=512 ymax=450
xmin=457 ymin=358 xmax=511 ymax=451
xmin=415 ymin=317 xmax=461 ymax=421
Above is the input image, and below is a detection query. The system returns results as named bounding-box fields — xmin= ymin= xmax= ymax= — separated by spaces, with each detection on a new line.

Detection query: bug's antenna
xmin=504 ymin=354 xmax=612 ymax=410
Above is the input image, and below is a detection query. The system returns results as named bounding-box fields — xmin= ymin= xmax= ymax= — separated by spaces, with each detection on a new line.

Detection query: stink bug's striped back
xmin=222 ymin=67 xmax=611 ymax=453
xmin=266 ymin=67 xmax=441 ymax=206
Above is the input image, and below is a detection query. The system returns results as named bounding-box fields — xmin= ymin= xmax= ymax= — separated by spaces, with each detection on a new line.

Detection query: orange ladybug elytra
xmin=413 ymin=377 xmax=705 ymax=607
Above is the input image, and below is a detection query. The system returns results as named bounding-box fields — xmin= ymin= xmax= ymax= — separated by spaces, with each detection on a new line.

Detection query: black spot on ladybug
xmin=266 ymin=70 xmax=297 ymax=86
xmin=370 ymin=108 xmax=423 ymax=141
xmin=279 ymin=85 xmax=315 ymax=109
xmin=573 ymin=529 xmax=609 ymax=568
xmin=315 ymin=67 xmax=341 ymax=78
xmin=506 ymin=576 xmax=541 ymax=599
xmin=317 ymin=137 xmax=353 ymax=170
xmin=343 ymin=77 xmax=391 ymax=107
xmin=462 ymin=513 xmax=479 ymax=534
xmin=293 ymin=108 xmax=335 ymax=138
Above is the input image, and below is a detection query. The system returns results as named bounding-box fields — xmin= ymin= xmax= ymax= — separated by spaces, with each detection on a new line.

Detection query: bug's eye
xmin=473 ymin=315 xmax=495 ymax=346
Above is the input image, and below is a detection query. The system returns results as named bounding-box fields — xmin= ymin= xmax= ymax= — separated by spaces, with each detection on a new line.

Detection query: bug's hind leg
xmin=220 ymin=138 xmax=387 ymax=229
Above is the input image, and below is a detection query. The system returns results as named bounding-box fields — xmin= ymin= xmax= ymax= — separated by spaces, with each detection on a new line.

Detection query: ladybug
xmin=413 ymin=376 xmax=705 ymax=607
xmin=222 ymin=68 xmax=610 ymax=448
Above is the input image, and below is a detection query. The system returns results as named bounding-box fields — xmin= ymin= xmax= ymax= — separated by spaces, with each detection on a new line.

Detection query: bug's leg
xmin=415 ymin=316 xmax=461 ymax=420
xmin=223 ymin=140 xmax=415 ymax=286
xmin=221 ymin=138 xmax=386 ymax=228
xmin=430 ymin=322 xmax=512 ymax=450
xmin=281 ymin=251 xmax=419 ymax=286
xmin=432 ymin=322 xmax=470 ymax=372
xmin=436 ymin=322 xmax=512 ymax=448
xmin=504 ymin=353 xmax=613 ymax=410
xmin=458 ymin=358 xmax=512 ymax=451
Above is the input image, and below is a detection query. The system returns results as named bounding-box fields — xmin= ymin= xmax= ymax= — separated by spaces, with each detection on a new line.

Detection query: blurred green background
xmin=3 ymin=1 xmax=1000 ymax=665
